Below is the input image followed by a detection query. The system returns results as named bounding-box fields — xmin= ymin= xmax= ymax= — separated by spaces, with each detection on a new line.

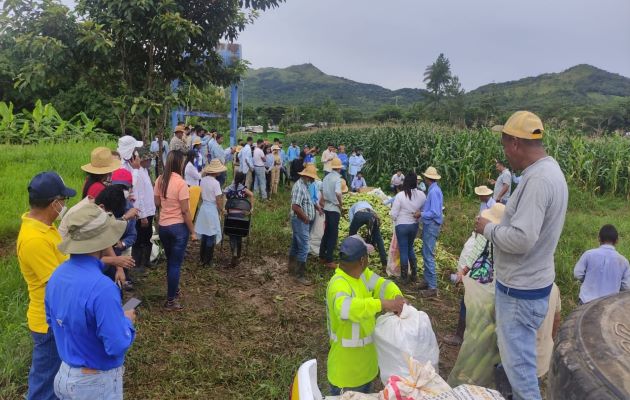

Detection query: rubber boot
xmin=400 ymin=263 xmax=409 ymax=284
xmin=295 ymin=261 xmax=313 ymax=286
xmin=204 ymin=244 xmax=215 ymax=268
xmin=132 ymin=246 xmax=144 ymax=273
xmin=142 ymin=245 xmax=152 ymax=269
xmin=410 ymin=259 xmax=418 ymax=283
xmin=288 ymin=255 xmax=297 ymax=275
xmin=199 ymin=240 xmax=208 ymax=266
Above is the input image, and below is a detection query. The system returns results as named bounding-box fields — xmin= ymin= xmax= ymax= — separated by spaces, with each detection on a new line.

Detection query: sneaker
xmin=416 ymin=279 xmax=429 ymax=290
xmin=295 ymin=275 xmax=313 ymax=286
xmin=163 ymin=299 xmax=183 ymax=311
xmin=443 ymin=333 xmax=463 ymax=346
xmin=419 ymin=288 xmax=438 ymax=298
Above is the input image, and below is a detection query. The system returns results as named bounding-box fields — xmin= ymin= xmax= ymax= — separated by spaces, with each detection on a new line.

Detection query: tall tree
xmin=423 ymin=53 xmax=453 ymax=104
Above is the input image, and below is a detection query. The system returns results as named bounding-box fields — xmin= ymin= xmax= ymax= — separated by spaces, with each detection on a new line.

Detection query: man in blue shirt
xmin=348 ymin=201 xmax=387 ymax=267
xmin=574 ymin=224 xmax=630 ymax=304
xmin=287 ymin=141 xmax=300 ymax=175
xmin=418 ymin=166 xmax=443 ymax=297
xmin=46 ymin=204 xmax=136 ymax=400
xmin=474 ymin=185 xmax=496 ymax=214
xmin=337 ymin=145 xmax=349 ymax=182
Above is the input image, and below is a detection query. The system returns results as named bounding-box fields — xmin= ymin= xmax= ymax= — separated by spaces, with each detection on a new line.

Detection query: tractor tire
xmin=548 ymin=291 xmax=630 ymax=399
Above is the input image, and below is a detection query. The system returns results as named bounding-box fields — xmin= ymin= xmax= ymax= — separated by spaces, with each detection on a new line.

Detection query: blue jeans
xmin=495 ymin=288 xmax=549 ymax=400
xmin=159 ymin=223 xmax=189 ymax=300
xmin=54 ymin=362 xmax=123 ymax=400
xmin=28 ymin=329 xmax=61 ymax=400
xmin=349 ymin=211 xmax=387 ymax=266
xmin=395 ymin=223 xmax=419 ymax=278
xmin=253 ymin=166 xmax=267 ymax=199
xmin=330 ymin=382 xmax=372 ymax=396
xmin=421 ymin=221 xmax=441 ymax=289
xmin=290 ymin=216 xmax=310 ymax=263
xmin=319 ymin=210 xmax=340 ymax=263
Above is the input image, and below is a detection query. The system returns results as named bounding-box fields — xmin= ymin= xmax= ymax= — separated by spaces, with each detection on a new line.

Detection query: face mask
xmin=54 ymin=200 xmax=67 ymax=221
xmin=123 ymin=190 xmax=130 ymax=199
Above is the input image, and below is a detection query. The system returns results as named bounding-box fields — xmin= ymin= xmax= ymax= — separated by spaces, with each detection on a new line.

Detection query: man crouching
xmin=326 ymin=235 xmax=406 ymax=395
xmin=45 ymin=204 xmax=136 ymax=400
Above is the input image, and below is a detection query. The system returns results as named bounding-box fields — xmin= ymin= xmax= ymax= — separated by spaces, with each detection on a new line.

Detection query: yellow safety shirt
xmin=326 ymin=267 xmax=402 ymax=388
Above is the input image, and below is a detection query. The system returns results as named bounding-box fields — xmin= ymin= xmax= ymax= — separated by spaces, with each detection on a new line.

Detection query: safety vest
xmin=326 ymin=267 xmax=402 ymax=388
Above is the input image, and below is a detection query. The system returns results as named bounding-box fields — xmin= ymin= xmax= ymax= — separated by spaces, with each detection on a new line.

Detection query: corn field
xmin=288 ymin=124 xmax=630 ymax=197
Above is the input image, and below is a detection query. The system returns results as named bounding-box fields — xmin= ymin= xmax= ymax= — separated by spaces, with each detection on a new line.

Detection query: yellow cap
xmin=493 ymin=111 xmax=544 ymax=140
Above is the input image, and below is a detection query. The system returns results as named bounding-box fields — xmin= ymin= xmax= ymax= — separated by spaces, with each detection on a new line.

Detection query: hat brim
xmin=298 ymin=171 xmax=319 ymax=180
xmin=111 ymin=180 xmax=132 ymax=188
xmin=58 ymin=216 xmax=127 ymax=254
xmin=423 ymin=173 xmax=441 ymax=180
xmin=203 ymin=166 xmax=227 ymax=174
xmin=474 ymin=188 xmax=493 ymax=196
xmin=480 ymin=209 xmax=502 ymax=225
xmin=62 ymin=187 xmax=77 ymax=198
xmin=80 ymin=159 xmax=122 ymax=175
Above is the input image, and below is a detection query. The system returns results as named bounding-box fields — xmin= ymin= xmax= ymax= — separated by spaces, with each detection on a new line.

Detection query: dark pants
xmin=319 ymin=210 xmax=340 ymax=263
xmin=135 ymin=216 xmax=154 ymax=248
xmin=266 ymin=171 xmax=272 ymax=194
xmin=395 ymin=223 xmax=419 ymax=279
xmin=229 ymin=235 xmax=243 ymax=257
xmin=349 ymin=211 xmax=387 ymax=266
xmin=159 ymin=223 xmax=189 ymax=300
xmin=330 ymin=382 xmax=372 ymax=396
xmin=28 ymin=329 xmax=61 ymax=400
xmin=216 ymin=171 xmax=227 ymax=187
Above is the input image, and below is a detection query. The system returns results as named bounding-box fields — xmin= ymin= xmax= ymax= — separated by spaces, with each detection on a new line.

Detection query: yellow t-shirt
xmin=16 ymin=213 xmax=68 ymax=333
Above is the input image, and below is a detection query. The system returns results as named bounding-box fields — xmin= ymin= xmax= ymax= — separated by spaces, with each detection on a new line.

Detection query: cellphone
xmin=123 ymin=297 xmax=142 ymax=311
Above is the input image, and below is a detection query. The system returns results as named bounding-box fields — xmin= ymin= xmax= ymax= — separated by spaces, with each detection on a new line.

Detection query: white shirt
xmin=135 ymin=167 xmax=156 ymax=218
xmin=200 ymin=176 xmax=222 ymax=203
xmin=391 ymin=174 xmax=405 ymax=186
xmin=239 ymin=144 xmax=253 ymax=173
xmin=253 ymin=147 xmax=266 ymax=167
xmin=184 ymin=161 xmax=201 ymax=186
xmin=390 ymin=189 xmax=426 ymax=226
xmin=321 ymin=149 xmax=335 ymax=172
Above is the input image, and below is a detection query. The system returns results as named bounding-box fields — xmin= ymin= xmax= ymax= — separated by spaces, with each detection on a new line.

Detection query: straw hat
xmin=58 ymin=204 xmax=127 ymax=254
xmin=271 ymin=145 xmax=280 ymax=151
xmin=202 ymin=159 xmax=227 ymax=176
xmin=298 ymin=164 xmax=319 ymax=180
xmin=330 ymin=157 xmax=343 ymax=170
xmin=235 ymin=145 xmax=243 ymax=153
xmin=193 ymin=137 xmax=202 ymax=146
xmin=480 ymin=203 xmax=506 ymax=225
xmin=341 ymin=179 xmax=348 ymax=193
xmin=174 ymin=124 xmax=186 ymax=134
xmin=81 ymin=147 xmax=121 ymax=175
xmin=422 ymin=166 xmax=441 ymax=180
xmin=474 ymin=185 xmax=493 ymax=196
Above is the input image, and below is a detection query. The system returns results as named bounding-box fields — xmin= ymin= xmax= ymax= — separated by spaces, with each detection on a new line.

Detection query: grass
xmin=1 ymin=142 xmax=629 ymax=398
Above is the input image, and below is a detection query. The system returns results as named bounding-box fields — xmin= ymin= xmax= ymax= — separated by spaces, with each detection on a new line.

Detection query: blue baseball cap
xmin=340 ymin=235 xmax=374 ymax=262
xmin=28 ymin=172 xmax=77 ymax=200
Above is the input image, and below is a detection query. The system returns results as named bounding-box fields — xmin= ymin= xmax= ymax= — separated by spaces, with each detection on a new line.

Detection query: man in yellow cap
xmin=170 ymin=124 xmax=189 ymax=153
xmin=326 ymin=235 xmax=405 ymax=395
xmin=475 ymin=111 xmax=568 ymax=400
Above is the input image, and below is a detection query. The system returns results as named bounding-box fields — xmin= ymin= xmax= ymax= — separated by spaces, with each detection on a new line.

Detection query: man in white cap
xmin=45 ymin=204 xmax=136 ymax=400
xmin=418 ymin=166 xmax=443 ymax=298
xmin=475 ymin=111 xmax=568 ymax=400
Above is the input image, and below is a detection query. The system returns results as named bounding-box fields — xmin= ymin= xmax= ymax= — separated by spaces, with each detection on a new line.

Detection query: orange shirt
xmin=154 ymin=173 xmax=190 ymax=226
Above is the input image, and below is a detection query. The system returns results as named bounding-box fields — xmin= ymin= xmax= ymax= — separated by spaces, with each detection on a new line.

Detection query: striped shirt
xmin=291 ymin=178 xmax=315 ymax=221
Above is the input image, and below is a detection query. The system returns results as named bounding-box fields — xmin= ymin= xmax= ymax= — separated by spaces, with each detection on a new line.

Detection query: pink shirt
xmin=154 ymin=173 xmax=190 ymax=226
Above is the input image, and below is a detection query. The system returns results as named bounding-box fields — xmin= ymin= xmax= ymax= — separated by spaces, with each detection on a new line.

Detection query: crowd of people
xmin=14 ymin=111 xmax=629 ymax=400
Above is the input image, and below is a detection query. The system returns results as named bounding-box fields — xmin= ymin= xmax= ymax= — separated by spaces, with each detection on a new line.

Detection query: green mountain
xmin=242 ymin=63 xmax=630 ymax=115
xmin=242 ymin=63 xmax=428 ymax=112
xmin=465 ymin=64 xmax=630 ymax=112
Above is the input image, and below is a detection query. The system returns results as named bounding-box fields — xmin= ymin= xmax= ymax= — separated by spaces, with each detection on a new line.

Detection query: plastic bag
xmin=423 ymin=384 xmax=504 ymax=400
xmin=374 ymin=304 xmax=440 ymax=385
xmin=447 ymin=276 xmax=499 ymax=388
xmin=309 ymin=211 xmax=325 ymax=256
xmin=387 ymin=230 xmax=401 ymax=277
xmin=379 ymin=358 xmax=450 ymax=400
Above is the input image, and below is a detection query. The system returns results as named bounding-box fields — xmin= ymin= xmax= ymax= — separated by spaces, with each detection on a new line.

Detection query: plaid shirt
xmin=291 ymin=178 xmax=315 ymax=221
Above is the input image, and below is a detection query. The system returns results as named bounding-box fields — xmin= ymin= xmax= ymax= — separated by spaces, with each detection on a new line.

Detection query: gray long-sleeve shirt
xmin=483 ymin=156 xmax=568 ymax=290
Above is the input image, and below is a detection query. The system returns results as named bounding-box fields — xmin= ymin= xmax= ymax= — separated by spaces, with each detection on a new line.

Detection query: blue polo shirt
xmin=45 ymin=254 xmax=135 ymax=370
xmin=421 ymin=182 xmax=444 ymax=225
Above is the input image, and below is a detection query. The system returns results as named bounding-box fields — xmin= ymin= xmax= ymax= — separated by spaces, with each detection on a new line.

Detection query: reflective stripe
xmin=340 ymin=297 xmax=352 ymax=320
xmin=379 ymin=279 xmax=392 ymax=300
xmin=335 ymin=291 xmax=351 ymax=300
xmin=366 ymin=273 xmax=380 ymax=291
xmin=342 ymin=335 xmax=374 ymax=348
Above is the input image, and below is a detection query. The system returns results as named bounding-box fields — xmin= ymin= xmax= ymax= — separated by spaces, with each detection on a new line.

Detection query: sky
xmin=237 ymin=0 xmax=630 ymax=91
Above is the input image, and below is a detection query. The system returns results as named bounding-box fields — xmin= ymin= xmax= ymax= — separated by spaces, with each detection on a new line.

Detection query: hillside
xmin=242 ymin=63 xmax=428 ymax=112
xmin=242 ymin=63 xmax=630 ymax=115
xmin=465 ymin=64 xmax=630 ymax=112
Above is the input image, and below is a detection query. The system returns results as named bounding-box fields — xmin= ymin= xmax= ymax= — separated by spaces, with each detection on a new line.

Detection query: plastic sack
xmin=340 ymin=393 xmax=380 ymax=400
xmin=374 ymin=304 xmax=440 ymax=385
xmin=423 ymin=384 xmax=504 ymax=400
xmin=309 ymin=211 xmax=326 ymax=256
xmin=387 ymin=230 xmax=401 ymax=277
xmin=447 ymin=276 xmax=499 ymax=388
xmin=379 ymin=358 xmax=450 ymax=400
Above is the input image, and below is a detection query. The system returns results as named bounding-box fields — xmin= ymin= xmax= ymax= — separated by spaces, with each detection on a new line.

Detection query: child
xmin=574 ymin=224 xmax=630 ymax=304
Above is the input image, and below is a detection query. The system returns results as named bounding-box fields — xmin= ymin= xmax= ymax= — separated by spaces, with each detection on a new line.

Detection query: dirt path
xmin=123 ymin=239 xmax=461 ymax=399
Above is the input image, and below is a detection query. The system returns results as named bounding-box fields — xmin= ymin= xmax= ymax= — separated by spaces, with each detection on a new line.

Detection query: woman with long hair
xmin=223 ymin=171 xmax=254 ymax=267
xmin=154 ymin=150 xmax=197 ymax=311
xmin=184 ymin=149 xmax=201 ymax=186
xmin=390 ymin=172 xmax=426 ymax=283
xmin=81 ymin=147 xmax=121 ymax=199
